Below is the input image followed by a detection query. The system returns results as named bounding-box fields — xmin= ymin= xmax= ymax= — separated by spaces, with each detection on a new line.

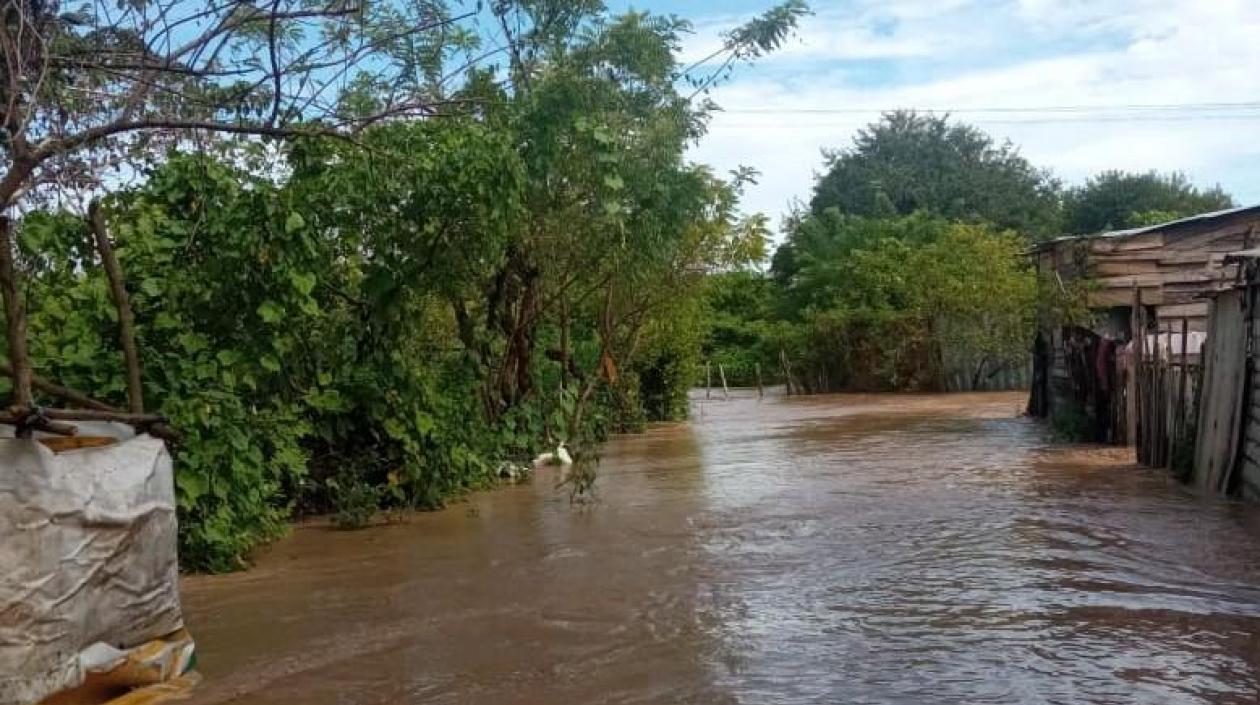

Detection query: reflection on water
xmin=182 ymin=390 xmax=1260 ymax=704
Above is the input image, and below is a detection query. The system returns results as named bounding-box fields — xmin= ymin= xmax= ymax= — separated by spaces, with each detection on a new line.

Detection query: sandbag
xmin=0 ymin=435 xmax=185 ymax=705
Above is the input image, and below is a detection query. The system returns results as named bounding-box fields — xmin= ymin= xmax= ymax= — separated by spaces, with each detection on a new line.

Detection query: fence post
xmin=718 ymin=363 xmax=730 ymax=400
xmin=1134 ymin=291 xmax=1146 ymax=462
xmin=780 ymin=348 xmax=794 ymax=396
xmin=1173 ymin=317 xmax=1190 ymax=468
xmin=1134 ymin=283 xmax=1144 ymax=443
xmin=755 ymin=362 xmax=763 ymax=399
xmin=705 ymin=361 xmax=711 ymax=400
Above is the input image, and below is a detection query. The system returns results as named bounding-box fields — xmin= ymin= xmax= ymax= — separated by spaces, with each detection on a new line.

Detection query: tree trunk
xmin=560 ymin=296 xmax=570 ymax=390
xmin=0 ymin=217 xmax=32 ymax=410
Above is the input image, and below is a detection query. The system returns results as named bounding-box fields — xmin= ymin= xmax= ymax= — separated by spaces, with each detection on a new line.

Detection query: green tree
xmin=768 ymin=213 xmax=1035 ymax=391
xmin=808 ymin=111 xmax=1062 ymax=239
xmin=701 ymin=270 xmax=777 ymax=386
xmin=1063 ymin=170 xmax=1234 ymax=234
xmin=4 ymin=1 xmax=804 ymax=570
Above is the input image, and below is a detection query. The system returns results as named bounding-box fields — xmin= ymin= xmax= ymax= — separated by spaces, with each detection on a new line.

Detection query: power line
xmin=719 ymin=100 xmax=1260 ymax=116
xmin=713 ymin=111 xmax=1260 ymax=126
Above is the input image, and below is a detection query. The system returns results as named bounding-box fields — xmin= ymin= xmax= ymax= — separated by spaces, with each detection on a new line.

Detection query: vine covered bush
xmin=4 ymin=4 xmax=802 ymax=571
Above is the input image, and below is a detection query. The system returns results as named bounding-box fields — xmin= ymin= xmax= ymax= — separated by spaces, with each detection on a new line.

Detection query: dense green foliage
xmin=809 ymin=111 xmax=1063 ymax=239
xmin=704 ymin=113 xmax=1237 ymax=395
xmin=767 ymin=213 xmax=1035 ymax=391
xmin=706 ymin=215 xmax=1037 ymax=394
xmin=701 ymin=271 xmax=779 ymax=386
xmin=6 ymin=2 xmax=805 ymax=571
xmin=1063 ymin=170 xmax=1235 ymax=235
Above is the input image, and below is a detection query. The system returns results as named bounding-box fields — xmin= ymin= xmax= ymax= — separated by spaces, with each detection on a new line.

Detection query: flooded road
xmin=181 ymin=391 xmax=1260 ymax=704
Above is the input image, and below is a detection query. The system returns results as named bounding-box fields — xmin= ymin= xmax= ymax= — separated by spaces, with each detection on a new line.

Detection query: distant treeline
xmin=703 ymin=111 xmax=1234 ymax=392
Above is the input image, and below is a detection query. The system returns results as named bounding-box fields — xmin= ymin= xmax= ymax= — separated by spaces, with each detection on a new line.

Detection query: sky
xmin=608 ymin=0 xmax=1260 ymax=232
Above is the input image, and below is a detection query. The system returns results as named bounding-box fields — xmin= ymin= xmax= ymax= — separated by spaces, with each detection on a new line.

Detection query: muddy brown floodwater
xmin=180 ymin=390 xmax=1260 ymax=705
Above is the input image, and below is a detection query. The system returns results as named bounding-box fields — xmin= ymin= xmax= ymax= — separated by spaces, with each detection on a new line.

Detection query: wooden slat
xmin=1153 ymin=303 xmax=1209 ymax=318
xmin=1167 ymin=228 xmax=1250 ymax=252
xmin=1090 ymin=233 xmax=1166 ymax=253
xmin=1090 ymin=287 xmax=1162 ymax=307
xmin=1094 ymin=261 xmax=1161 ymax=277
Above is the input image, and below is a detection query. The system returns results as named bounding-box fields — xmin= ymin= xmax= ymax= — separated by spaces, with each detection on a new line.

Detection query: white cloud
xmin=680 ymin=0 xmax=977 ymax=65
xmin=683 ymin=0 xmax=1260 ymax=235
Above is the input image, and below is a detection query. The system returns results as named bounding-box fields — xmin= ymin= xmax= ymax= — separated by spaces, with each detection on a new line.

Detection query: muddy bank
xmin=181 ymin=390 xmax=1260 ymax=704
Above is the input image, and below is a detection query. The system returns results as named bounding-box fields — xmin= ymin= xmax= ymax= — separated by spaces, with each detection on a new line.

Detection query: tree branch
xmin=88 ymin=200 xmax=145 ymax=413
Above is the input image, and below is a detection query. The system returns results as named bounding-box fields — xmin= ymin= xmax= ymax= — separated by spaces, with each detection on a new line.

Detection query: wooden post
xmin=755 ymin=362 xmax=763 ymax=399
xmin=1134 ymin=283 xmax=1144 ymax=443
xmin=89 ymin=201 xmax=144 ymax=413
xmin=1173 ymin=317 xmax=1190 ymax=467
xmin=718 ymin=363 xmax=730 ymax=400
xmin=0 ymin=217 xmax=32 ymax=412
xmin=705 ymin=361 xmax=711 ymax=400
xmin=780 ymin=348 xmax=793 ymax=396
xmin=1133 ymin=289 xmax=1145 ymax=460
xmin=1159 ymin=327 xmax=1169 ymax=468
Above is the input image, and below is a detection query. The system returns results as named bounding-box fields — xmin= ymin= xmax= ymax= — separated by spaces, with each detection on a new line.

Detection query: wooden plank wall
xmin=1239 ymin=288 xmax=1260 ymax=501
xmin=1192 ymin=289 xmax=1247 ymax=494
xmin=1048 ymin=214 xmax=1258 ymax=321
xmin=1036 ymin=211 xmax=1260 ymax=443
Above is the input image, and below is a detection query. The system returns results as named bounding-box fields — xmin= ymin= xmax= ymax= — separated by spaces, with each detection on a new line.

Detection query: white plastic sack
xmin=0 ymin=435 xmax=185 ymax=705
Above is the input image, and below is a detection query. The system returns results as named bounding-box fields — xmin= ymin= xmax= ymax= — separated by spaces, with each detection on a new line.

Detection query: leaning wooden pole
xmin=0 ymin=216 xmax=32 ymax=411
xmin=89 ymin=201 xmax=144 ymax=414
xmin=0 ymin=363 xmax=113 ymax=411
xmin=718 ymin=363 xmax=730 ymax=400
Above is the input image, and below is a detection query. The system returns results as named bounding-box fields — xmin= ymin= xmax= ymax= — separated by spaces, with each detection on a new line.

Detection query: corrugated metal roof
xmin=1102 ymin=204 xmax=1260 ymax=239
xmin=1033 ymin=203 xmax=1260 ymax=251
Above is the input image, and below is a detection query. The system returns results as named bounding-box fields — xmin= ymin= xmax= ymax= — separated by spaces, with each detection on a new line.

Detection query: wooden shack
xmin=1028 ymin=205 xmax=1260 ymax=443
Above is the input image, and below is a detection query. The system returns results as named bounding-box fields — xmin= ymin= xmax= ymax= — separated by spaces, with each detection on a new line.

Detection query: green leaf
xmin=260 ymin=354 xmax=281 ymax=373
xmin=383 ymin=417 xmax=406 ymax=440
xmin=305 ymin=389 xmax=346 ymax=412
xmin=178 ymin=472 xmax=209 ymax=506
xmin=285 ymin=211 xmax=306 ymax=234
xmin=289 ymin=271 xmax=316 ymax=296
xmin=257 ymin=300 xmax=284 ymax=324
xmin=414 ymin=410 xmax=435 ymax=436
